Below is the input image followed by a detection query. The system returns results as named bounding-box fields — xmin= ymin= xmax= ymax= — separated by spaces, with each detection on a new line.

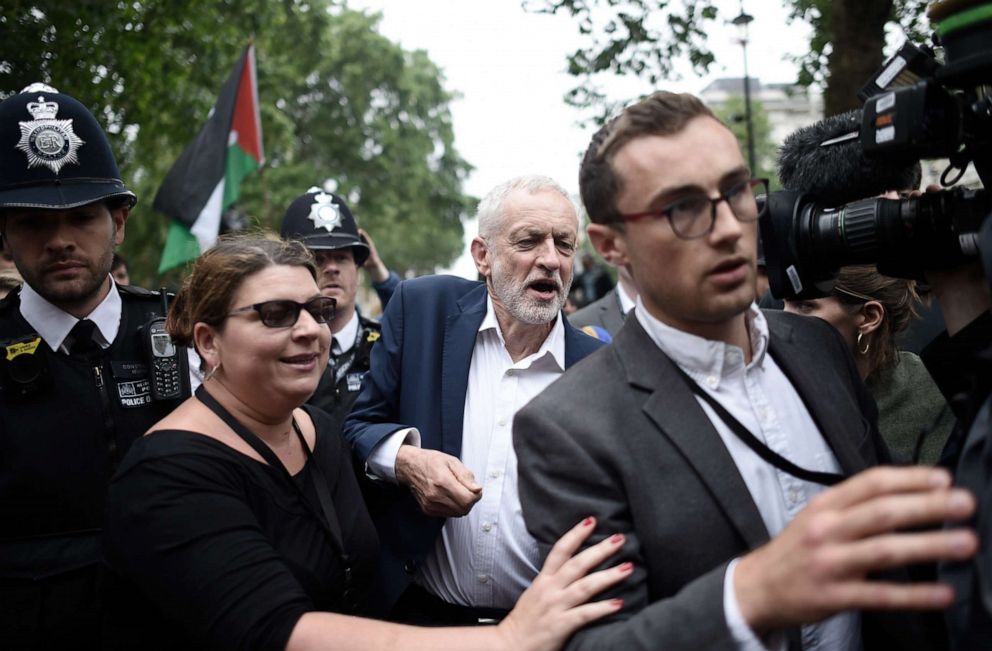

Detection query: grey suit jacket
xmin=514 ymin=310 xmax=940 ymax=650
xmin=569 ymin=289 xmax=625 ymax=337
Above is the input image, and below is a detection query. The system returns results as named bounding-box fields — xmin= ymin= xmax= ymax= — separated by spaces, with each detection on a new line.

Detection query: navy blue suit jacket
xmin=343 ymin=274 xmax=603 ymax=611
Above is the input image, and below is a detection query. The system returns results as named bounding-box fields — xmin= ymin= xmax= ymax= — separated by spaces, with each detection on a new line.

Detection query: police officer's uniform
xmin=281 ymin=188 xmax=385 ymax=425
xmin=0 ymin=84 xmax=189 ymax=650
xmin=312 ymin=308 xmax=381 ymax=425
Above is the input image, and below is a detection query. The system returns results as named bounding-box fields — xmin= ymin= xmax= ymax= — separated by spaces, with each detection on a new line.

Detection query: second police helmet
xmin=280 ymin=187 xmax=369 ymax=266
xmin=0 ymin=83 xmax=136 ymax=210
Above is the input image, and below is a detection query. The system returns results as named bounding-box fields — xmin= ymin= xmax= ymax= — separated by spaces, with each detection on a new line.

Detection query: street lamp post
xmin=732 ymin=5 xmax=756 ymax=173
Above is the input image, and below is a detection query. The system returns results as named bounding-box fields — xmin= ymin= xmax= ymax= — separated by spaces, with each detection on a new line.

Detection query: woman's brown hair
xmin=832 ymin=264 xmax=921 ymax=378
xmin=166 ymin=233 xmax=317 ymax=349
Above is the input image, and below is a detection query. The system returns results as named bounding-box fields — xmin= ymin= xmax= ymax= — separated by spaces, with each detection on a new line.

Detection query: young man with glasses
xmin=513 ymin=91 xmax=975 ymax=650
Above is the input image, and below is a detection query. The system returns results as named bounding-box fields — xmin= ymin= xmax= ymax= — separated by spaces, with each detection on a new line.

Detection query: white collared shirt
xmin=332 ymin=310 xmax=359 ymax=355
xmin=635 ymin=299 xmax=860 ymax=651
xmin=617 ymin=282 xmax=636 ymax=315
xmin=365 ymin=297 xmax=565 ymax=607
xmin=366 ymin=295 xmax=565 ymax=608
xmin=416 ymin=296 xmax=565 ymax=609
xmin=19 ymin=276 xmax=120 ymax=352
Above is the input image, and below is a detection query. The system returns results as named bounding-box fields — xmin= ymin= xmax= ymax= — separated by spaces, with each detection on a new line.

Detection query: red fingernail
xmin=583 ymin=516 xmax=595 ymax=527
xmin=610 ymin=598 xmax=624 ymax=608
xmin=610 ymin=533 xmax=624 ymax=545
xmin=619 ymin=562 xmax=633 ymax=573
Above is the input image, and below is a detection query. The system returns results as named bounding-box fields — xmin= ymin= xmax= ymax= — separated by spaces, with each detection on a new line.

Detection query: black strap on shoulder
xmin=331 ymin=323 xmax=365 ymax=386
xmin=613 ymin=288 xmax=627 ymax=322
xmin=0 ymin=289 xmax=19 ymax=314
xmin=675 ymin=366 xmax=846 ymax=487
xmin=194 ymin=385 xmax=353 ymax=587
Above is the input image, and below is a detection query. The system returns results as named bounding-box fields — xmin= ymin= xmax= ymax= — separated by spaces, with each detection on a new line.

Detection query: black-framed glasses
xmin=617 ymin=178 xmax=769 ymax=240
xmin=227 ymin=296 xmax=336 ymax=328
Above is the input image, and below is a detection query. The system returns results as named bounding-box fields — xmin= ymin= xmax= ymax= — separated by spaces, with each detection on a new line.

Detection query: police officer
xmin=0 ymin=84 xmax=189 ymax=649
xmin=280 ymin=187 xmax=396 ymax=425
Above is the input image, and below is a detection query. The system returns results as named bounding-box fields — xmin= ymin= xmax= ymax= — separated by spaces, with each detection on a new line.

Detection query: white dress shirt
xmin=635 ymin=299 xmax=860 ymax=651
xmin=19 ymin=277 xmax=120 ymax=352
xmin=417 ymin=298 xmax=565 ymax=608
xmin=367 ymin=296 xmax=566 ymax=609
xmin=20 ymin=278 xmax=202 ymax=396
xmin=617 ymin=282 xmax=636 ymax=315
xmin=332 ymin=310 xmax=359 ymax=354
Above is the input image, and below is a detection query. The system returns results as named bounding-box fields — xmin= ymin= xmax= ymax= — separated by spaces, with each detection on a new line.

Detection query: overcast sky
xmin=348 ymin=1 xmax=814 ymax=194
xmin=345 ymin=0 xmax=816 ymax=276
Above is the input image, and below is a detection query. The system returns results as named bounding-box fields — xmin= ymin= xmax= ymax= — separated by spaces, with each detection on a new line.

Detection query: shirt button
xmin=788 ymin=489 xmax=801 ymax=504
xmin=497 ymin=417 xmax=508 ymax=427
xmin=482 ymin=522 xmax=493 ymax=532
xmin=478 ymin=574 xmax=489 ymax=584
xmin=506 ymin=370 xmax=515 ymax=377
xmin=706 ymin=376 xmax=718 ymax=388
xmin=488 ymin=470 xmax=500 ymax=479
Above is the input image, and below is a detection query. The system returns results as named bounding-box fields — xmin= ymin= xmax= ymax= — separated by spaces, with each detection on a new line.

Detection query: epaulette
xmin=359 ymin=316 xmax=382 ymax=341
xmin=0 ymin=288 xmax=21 ymax=314
xmin=359 ymin=314 xmax=382 ymax=330
xmin=353 ymin=316 xmax=383 ymax=362
xmin=117 ymin=284 xmax=175 ymax=301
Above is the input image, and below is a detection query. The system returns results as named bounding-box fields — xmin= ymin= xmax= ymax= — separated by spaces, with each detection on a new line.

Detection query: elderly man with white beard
xmin=344 ymin=175 xmax=605 ymax=624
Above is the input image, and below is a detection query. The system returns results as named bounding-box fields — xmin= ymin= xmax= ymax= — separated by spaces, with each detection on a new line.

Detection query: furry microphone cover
xmin=777 ymin=109 xmax=922 ymax=206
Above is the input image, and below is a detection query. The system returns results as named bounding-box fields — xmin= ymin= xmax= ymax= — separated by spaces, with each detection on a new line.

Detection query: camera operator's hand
xmin=734 ymin=466 xmax=976 ymax=635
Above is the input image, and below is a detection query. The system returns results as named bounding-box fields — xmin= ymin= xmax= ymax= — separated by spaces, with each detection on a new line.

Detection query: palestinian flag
xmin=154 ymin=43 xmax=264 ymax=272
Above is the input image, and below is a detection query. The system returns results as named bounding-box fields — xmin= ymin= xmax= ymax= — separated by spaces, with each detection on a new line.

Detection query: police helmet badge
xmin=15 ymin=84 xmax=85 ymax=175
xmin=307 ymin=188 xmax=343 ymax=233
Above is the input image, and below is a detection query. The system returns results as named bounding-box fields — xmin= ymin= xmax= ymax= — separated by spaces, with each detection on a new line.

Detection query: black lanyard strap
xmin=194 ymin=385 xmax=353 ymax=586
xmin=331 ymin=322 xmax=364 ymax=385
xmin=675 ymin=366 xmax=846 ymax=487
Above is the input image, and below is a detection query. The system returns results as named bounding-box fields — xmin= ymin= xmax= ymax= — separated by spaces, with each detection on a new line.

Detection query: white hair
xmin=476 ymin=175 xmax=575 ymax=241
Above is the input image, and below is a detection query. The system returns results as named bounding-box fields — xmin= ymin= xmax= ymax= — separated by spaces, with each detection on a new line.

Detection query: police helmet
xmin=0 ymin=83 xmax=136 ymax=210
xmin=280 ymin=187 xmax=369 ymax=266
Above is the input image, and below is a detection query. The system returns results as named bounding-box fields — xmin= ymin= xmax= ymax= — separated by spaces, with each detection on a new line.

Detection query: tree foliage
xmin=711 ymin=95 xmax=778 ymax=189
xmin=525 ymin=0 xmax=932 ymax=120
xmin=0 ymin=0 xmax=473 ymax=285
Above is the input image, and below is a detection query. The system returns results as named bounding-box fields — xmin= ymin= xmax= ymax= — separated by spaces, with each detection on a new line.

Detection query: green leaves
xmin=525 ymin=0 xmax=719 ymax=117
xmin=526 ymin=0 xmax=929 ymax=123
xmin=712 ymin=95 xmax=779 ymax=190
xmin=1 ymin=0 xmax=473 ymax=284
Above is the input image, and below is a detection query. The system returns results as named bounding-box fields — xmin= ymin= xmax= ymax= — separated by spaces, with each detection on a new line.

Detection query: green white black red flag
xmin=154 ymin=43 xmax=264 ymax=272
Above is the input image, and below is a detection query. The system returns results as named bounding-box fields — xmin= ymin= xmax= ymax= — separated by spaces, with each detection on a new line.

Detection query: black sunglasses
xmin=227 ymin=296 xmax=336 ymax=328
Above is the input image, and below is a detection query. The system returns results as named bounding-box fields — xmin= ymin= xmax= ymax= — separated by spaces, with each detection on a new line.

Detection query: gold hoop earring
xmin=856 ymin=331 xmax=870 ymax=355
xmin=204 ymin=362 xmax=221 ymax=382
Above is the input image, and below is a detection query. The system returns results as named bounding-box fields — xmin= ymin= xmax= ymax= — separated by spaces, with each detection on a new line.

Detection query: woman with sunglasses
xmin=784 ymin=265 xmax=955 ymax=464
xmin=102 ymin=234 xmax=627 ymax=651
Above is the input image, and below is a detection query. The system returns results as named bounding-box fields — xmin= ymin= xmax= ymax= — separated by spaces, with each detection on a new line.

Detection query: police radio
xmin=141 ymin=289 xmax=188 ymax=401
